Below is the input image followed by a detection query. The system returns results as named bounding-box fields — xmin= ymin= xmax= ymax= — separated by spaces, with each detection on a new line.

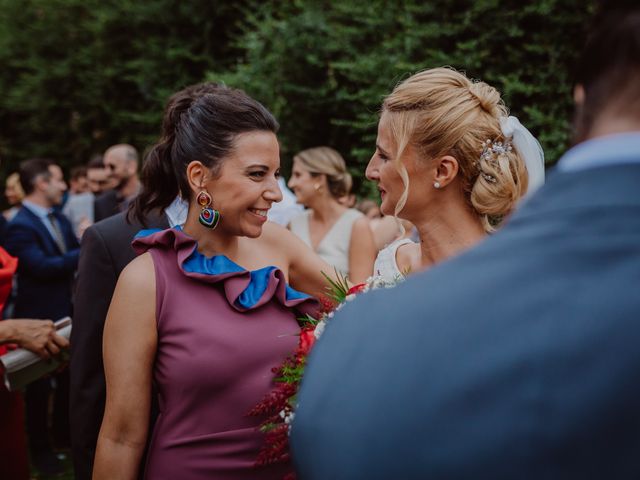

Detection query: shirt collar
xmin=165 ymin=197 xmax=189 ymax=228
xmin=557 ymin=132 xmax=640 ymax=172
xmin=22 ymin=199 xmax=53 ymax=219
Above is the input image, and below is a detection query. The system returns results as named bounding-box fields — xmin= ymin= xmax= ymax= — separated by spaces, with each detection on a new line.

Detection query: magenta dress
xmin=132 ymin=228 xmax=318 ymax=479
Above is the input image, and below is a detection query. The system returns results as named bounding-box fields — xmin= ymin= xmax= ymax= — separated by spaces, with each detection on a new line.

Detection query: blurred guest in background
xmin=94 ymin=144 xmax=140 ymax=222
xmin=68 ymin=166 xmax=89 ymax=195
xmin=355 ymin=198 xmax=381 ymax=220
xmin=64 ymin=157 xmax=110 ymax=239
xmin=3 ymin=172 xmax=24 ymax=221
xmin=4 ymin=158 xmax=79 ymax=476
xmin=0 ymin=245 xmax=69 ymax=480
xmin=288 ymin=146 xmax=376 ymax=283
xmin=86 ymin=155 xmax=112 ymax=195
xmin=267 ymin=176 xmax=303 ymax=226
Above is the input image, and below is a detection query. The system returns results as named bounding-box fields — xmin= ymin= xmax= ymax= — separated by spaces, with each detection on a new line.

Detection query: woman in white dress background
xmin=368 ymin=67 xmax=545 ymax=281
xmin=288 ymin=146 xmax=376 ymax=284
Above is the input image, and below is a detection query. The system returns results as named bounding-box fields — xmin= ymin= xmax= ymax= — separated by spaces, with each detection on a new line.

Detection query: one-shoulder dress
xmin=132 ymin=227 xmax=318 ymax=479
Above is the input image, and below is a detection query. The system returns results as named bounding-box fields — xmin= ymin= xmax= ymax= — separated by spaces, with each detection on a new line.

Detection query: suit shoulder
xmin=94 ymin=190 xmax=117 ymax=205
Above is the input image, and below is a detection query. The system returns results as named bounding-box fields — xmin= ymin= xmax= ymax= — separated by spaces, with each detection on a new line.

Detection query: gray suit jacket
xmin=292 ymin=163 xmax=640 ymax=479
xmin=69 ymin=211 xmax=168 ymax=480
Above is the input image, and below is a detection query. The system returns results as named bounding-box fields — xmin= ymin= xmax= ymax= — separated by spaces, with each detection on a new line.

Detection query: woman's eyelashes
xmin=378 ymin=151 xmax=390 ymax=162
xmin=248 ymin=168 xmax=281 ymax=180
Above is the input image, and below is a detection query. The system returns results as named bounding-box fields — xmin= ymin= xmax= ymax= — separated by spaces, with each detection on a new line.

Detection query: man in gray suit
xmin=292 ymin=3 xmax=640 ymax=479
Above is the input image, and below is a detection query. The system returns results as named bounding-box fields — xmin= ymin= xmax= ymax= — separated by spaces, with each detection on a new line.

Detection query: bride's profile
xmin=367 ymin=67 xmax=545 ymax=281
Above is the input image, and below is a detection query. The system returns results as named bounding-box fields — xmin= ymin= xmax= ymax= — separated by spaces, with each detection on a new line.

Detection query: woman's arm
xmin=348 ymin=217 xmax=376 ymax=284
xmin=270 ymin=225 xmax=337 ymax=299
xmin=92 ymin=253 xmax=157 ymax=480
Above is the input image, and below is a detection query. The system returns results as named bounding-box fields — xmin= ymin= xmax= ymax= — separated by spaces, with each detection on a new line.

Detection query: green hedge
xmin=0 ymin=0 xmax=595 ymax=197
xmin=210 ymin=0 xmax=595 ymax=195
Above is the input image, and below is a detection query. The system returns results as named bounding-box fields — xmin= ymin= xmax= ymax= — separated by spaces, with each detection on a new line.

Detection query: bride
xmin=368 ymin=67 xmax=545 ymax=281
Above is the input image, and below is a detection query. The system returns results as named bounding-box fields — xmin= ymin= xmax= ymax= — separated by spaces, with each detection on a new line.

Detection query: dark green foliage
xmin=0 ymin=0 xmax=596 ymax=197
xmin=211 ymin=0 xmax=595 ymax=194
xmin=0 ymin=0 xmax=247 ymax=173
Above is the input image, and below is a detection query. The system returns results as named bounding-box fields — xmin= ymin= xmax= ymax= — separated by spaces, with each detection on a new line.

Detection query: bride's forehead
xmin=377 ymin=115 xmax=397 ymax=148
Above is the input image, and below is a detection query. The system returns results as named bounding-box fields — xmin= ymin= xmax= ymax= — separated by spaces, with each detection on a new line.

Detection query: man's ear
xmin=574 ymin=84 xmax=585 ymax=106
xmin=33 ymin=174 xmax=49 ymax=193
xmin=433 ymin=155 xmax=459 ymax=188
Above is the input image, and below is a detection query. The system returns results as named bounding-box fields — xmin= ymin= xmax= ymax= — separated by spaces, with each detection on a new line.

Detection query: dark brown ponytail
xmin=130 ymin=83 xmax=279 ymax=225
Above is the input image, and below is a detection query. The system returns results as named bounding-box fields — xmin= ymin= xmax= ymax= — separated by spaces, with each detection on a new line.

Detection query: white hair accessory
xmin=499 ymin=116 xmax=545 ymax=196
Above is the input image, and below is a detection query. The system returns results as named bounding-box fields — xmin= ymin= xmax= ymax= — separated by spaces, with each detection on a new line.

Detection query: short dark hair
xmin=19 ymin=158 xmax=54 ymax=195
xmin=131 ymin=82 xmax=279 ymax=224
xmin=70 ymin=166 xmax=87 ymax=181
xmin=573 ymin=1 xmax=640 ymax=141
xmin=87 ymin=154 xmax=104 ymax=169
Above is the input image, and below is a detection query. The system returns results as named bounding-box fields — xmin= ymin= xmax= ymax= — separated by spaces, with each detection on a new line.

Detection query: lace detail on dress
xmin=373 ymin=238 xmax=415 ymax=282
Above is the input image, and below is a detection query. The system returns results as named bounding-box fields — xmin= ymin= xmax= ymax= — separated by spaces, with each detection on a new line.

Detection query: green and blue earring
xmin=197 ymin=191 xmax=221 ymax=229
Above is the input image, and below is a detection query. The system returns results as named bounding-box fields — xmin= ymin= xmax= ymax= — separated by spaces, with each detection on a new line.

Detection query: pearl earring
xmin=433 ymin=181 xmax=441 ymax=189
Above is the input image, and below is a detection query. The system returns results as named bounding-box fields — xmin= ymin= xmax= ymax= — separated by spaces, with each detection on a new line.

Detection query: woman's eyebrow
xmin=245 ymin=164 xmax=269 ymax=170
xmin=376 ymin=144 xmax=389 ymax=156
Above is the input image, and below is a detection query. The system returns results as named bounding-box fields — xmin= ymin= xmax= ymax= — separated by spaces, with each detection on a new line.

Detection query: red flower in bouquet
xmin=298 ymin=328 xmax=316 ymax=355
xmin=249 ymin=270 xmax=405 ymax=477
xmin=347 ymin=283 xmax=367 ymax=295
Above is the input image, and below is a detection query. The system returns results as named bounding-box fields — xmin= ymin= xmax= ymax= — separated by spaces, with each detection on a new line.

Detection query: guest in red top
xmin=0 ymin=246 xmax=69 ymax=479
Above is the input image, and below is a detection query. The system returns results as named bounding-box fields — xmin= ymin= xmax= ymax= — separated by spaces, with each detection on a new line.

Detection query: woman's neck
xmin=411 ymin=200 xmax=485 ymax=270
xmin=309 ymin=196 xmax=346 ymax=224
xmin=182 ymin=215 xmax=240 ymax=258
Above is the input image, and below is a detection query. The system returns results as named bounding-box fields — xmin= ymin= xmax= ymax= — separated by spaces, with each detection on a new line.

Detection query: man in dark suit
xmin=292 ymin=3 xmax=640 ymax=479
xmin=94 ymin=144 xmax=141 ymax=222
xmin=4 ymin=158 xmax=79 ymax=475
xmin=69 ymin=197 xmax=186 ymax=479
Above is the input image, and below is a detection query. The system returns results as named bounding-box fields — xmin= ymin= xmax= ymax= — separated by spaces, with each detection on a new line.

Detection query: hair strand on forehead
xmin=382 ymin=67 xmax=529 ymax=232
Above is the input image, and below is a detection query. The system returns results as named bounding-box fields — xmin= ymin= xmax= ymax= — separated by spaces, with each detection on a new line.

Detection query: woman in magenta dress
xmin=93 ymin=83 xmax=333 ymax=479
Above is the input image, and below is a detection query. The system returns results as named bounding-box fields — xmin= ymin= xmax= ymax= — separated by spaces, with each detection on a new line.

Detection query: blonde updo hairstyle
xmin=293 ymin=146 xmax=353 ymax=200
xmin=383 ymin=67 xmax=529 ymax=232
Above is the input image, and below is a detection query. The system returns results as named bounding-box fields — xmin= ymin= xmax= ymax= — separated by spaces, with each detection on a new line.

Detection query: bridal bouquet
xmin=249 ymin=272 xmax=404 ymax=475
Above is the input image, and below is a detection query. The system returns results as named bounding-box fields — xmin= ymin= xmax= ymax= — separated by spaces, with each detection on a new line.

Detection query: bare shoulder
xmin=106 ymin=252 xmax=156 ymax=332
xmin=352 ymin=216 xmax=372 ymax=233
xmin=262 ymin=221 xmax=303 ymax=247
xmin=396 ymin=241 xmax=420 ymax=274
xmin=116 ymin=252 xmax=156 ymax=296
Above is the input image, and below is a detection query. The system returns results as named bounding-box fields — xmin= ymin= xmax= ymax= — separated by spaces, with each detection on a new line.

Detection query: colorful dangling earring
xmin=197 ymin=190 xmax=221 ymax=229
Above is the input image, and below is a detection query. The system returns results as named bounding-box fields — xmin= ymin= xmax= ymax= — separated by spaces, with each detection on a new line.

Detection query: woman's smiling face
xmin=205 ymin=130 xmax=283 ymax=238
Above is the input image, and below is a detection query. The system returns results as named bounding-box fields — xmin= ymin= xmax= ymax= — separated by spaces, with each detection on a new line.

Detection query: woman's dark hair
xmin=131 ymin=83 xmax=279 ymax=224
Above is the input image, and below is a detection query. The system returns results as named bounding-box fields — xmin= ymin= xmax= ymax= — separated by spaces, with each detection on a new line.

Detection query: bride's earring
xmin=433 ymin=181 xmax=441 ymax=189
xmin=197 ymin=190 xmax=221 ymax=229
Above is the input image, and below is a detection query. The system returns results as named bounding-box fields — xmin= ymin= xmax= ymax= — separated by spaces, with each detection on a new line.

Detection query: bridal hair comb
xmin=477 ymin=139 xmax=513 ymax=184
xmin=480 ymin=139 xmax=513 ymax=160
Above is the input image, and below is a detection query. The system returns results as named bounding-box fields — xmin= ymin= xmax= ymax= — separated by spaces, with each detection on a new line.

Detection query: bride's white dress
xmin=373 ymin=237 xmax=415 ymax=282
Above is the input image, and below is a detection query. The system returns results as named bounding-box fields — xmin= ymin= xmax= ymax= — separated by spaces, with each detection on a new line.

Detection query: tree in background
xmin=0 ymin=0 xmax=246 ymax=171
xmin=211 ymin=0 xmax=595 ymax=195
xmin=0 ymin=0 xmax=595 ymax=197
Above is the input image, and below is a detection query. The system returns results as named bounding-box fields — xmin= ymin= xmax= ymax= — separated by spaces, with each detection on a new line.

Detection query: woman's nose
xmin=365 ymin=155 xmax=379 ymax=181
